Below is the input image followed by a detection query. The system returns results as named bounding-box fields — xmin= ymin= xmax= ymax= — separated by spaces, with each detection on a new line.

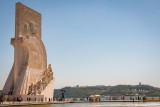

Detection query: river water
xmin=13 ymin=102 xmax=160 ymax=107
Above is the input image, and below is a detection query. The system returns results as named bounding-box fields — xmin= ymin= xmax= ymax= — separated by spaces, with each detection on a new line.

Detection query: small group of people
xmin=27 ymin=97 xmax=44 ymax=102
xmin=0 ymin=97 xmax=3 ymax=104
xmin=54 ymin=97 xmax=66 ymax=102
xmin=11 ymin=97 xmax=22 ymax=103
xmin=0 ymin=97 xmax=22 ymax=104
xmin=26 ymin=97 xmax=54 ymax=102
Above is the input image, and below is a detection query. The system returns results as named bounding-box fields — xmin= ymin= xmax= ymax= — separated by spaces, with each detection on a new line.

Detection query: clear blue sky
xmin=0 ymin=0 xmax=160 ymax=89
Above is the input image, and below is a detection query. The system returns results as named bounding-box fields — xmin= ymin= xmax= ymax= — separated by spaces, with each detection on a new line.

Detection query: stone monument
xmin=3 ymin=2 xmax=55 ymax=101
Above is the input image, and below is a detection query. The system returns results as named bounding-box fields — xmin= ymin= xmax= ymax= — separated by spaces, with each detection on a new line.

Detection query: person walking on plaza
xmin=12 ymin=97 xmax=15 ymax=103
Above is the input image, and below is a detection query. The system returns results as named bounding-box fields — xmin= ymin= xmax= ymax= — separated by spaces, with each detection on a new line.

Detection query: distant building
xmin=96 ymin=85 xmax=105 ymax=87
xmin=86 ymin=85 xmax=105 ymax=87
xmin=139 ymin=82 xmax=142 ymax=85
xmin=76 ymin=85 xmax=80 ymax=88
xmin=0 ymin=90 xmax=2 ymax=95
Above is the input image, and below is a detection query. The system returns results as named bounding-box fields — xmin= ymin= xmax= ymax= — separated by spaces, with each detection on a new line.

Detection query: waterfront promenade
xmin=0 ymin=101 xmax=71 ymax=106
xmin=1 ymin=100 xmax=160 ymax=107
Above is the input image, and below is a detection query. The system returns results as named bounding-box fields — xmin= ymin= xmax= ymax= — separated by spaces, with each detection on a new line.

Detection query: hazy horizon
xmin=0 ymin=0 xmax=160 ymax=89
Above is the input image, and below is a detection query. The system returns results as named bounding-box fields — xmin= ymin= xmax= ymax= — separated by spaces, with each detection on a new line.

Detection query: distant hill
xmin=54 ymin=85 xmax=160 ymax=98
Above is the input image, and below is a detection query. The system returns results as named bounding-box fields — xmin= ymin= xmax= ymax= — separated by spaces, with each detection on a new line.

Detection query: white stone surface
xmin=41 ymin=78 xmax=55 ymax=101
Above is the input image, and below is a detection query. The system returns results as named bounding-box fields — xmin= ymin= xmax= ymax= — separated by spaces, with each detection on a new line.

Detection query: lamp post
xmin=60 ymin=89 xmax=65 ymax=101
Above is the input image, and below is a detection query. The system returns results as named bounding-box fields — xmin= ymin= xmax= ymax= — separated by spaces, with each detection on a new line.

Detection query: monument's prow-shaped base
xmin=3 ymin=2 xmax=55 ymax=101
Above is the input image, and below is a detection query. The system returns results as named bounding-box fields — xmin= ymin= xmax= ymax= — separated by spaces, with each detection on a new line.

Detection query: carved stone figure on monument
xmin=34 ymin=85 xmax=37 ymax=95
xmin=37 ymin=81 xmax=41 ymax=89
xmin=28 ymin=83 xmax=34 ymax=95
xmin=48 ymin=64 xmax=52 ymax=72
